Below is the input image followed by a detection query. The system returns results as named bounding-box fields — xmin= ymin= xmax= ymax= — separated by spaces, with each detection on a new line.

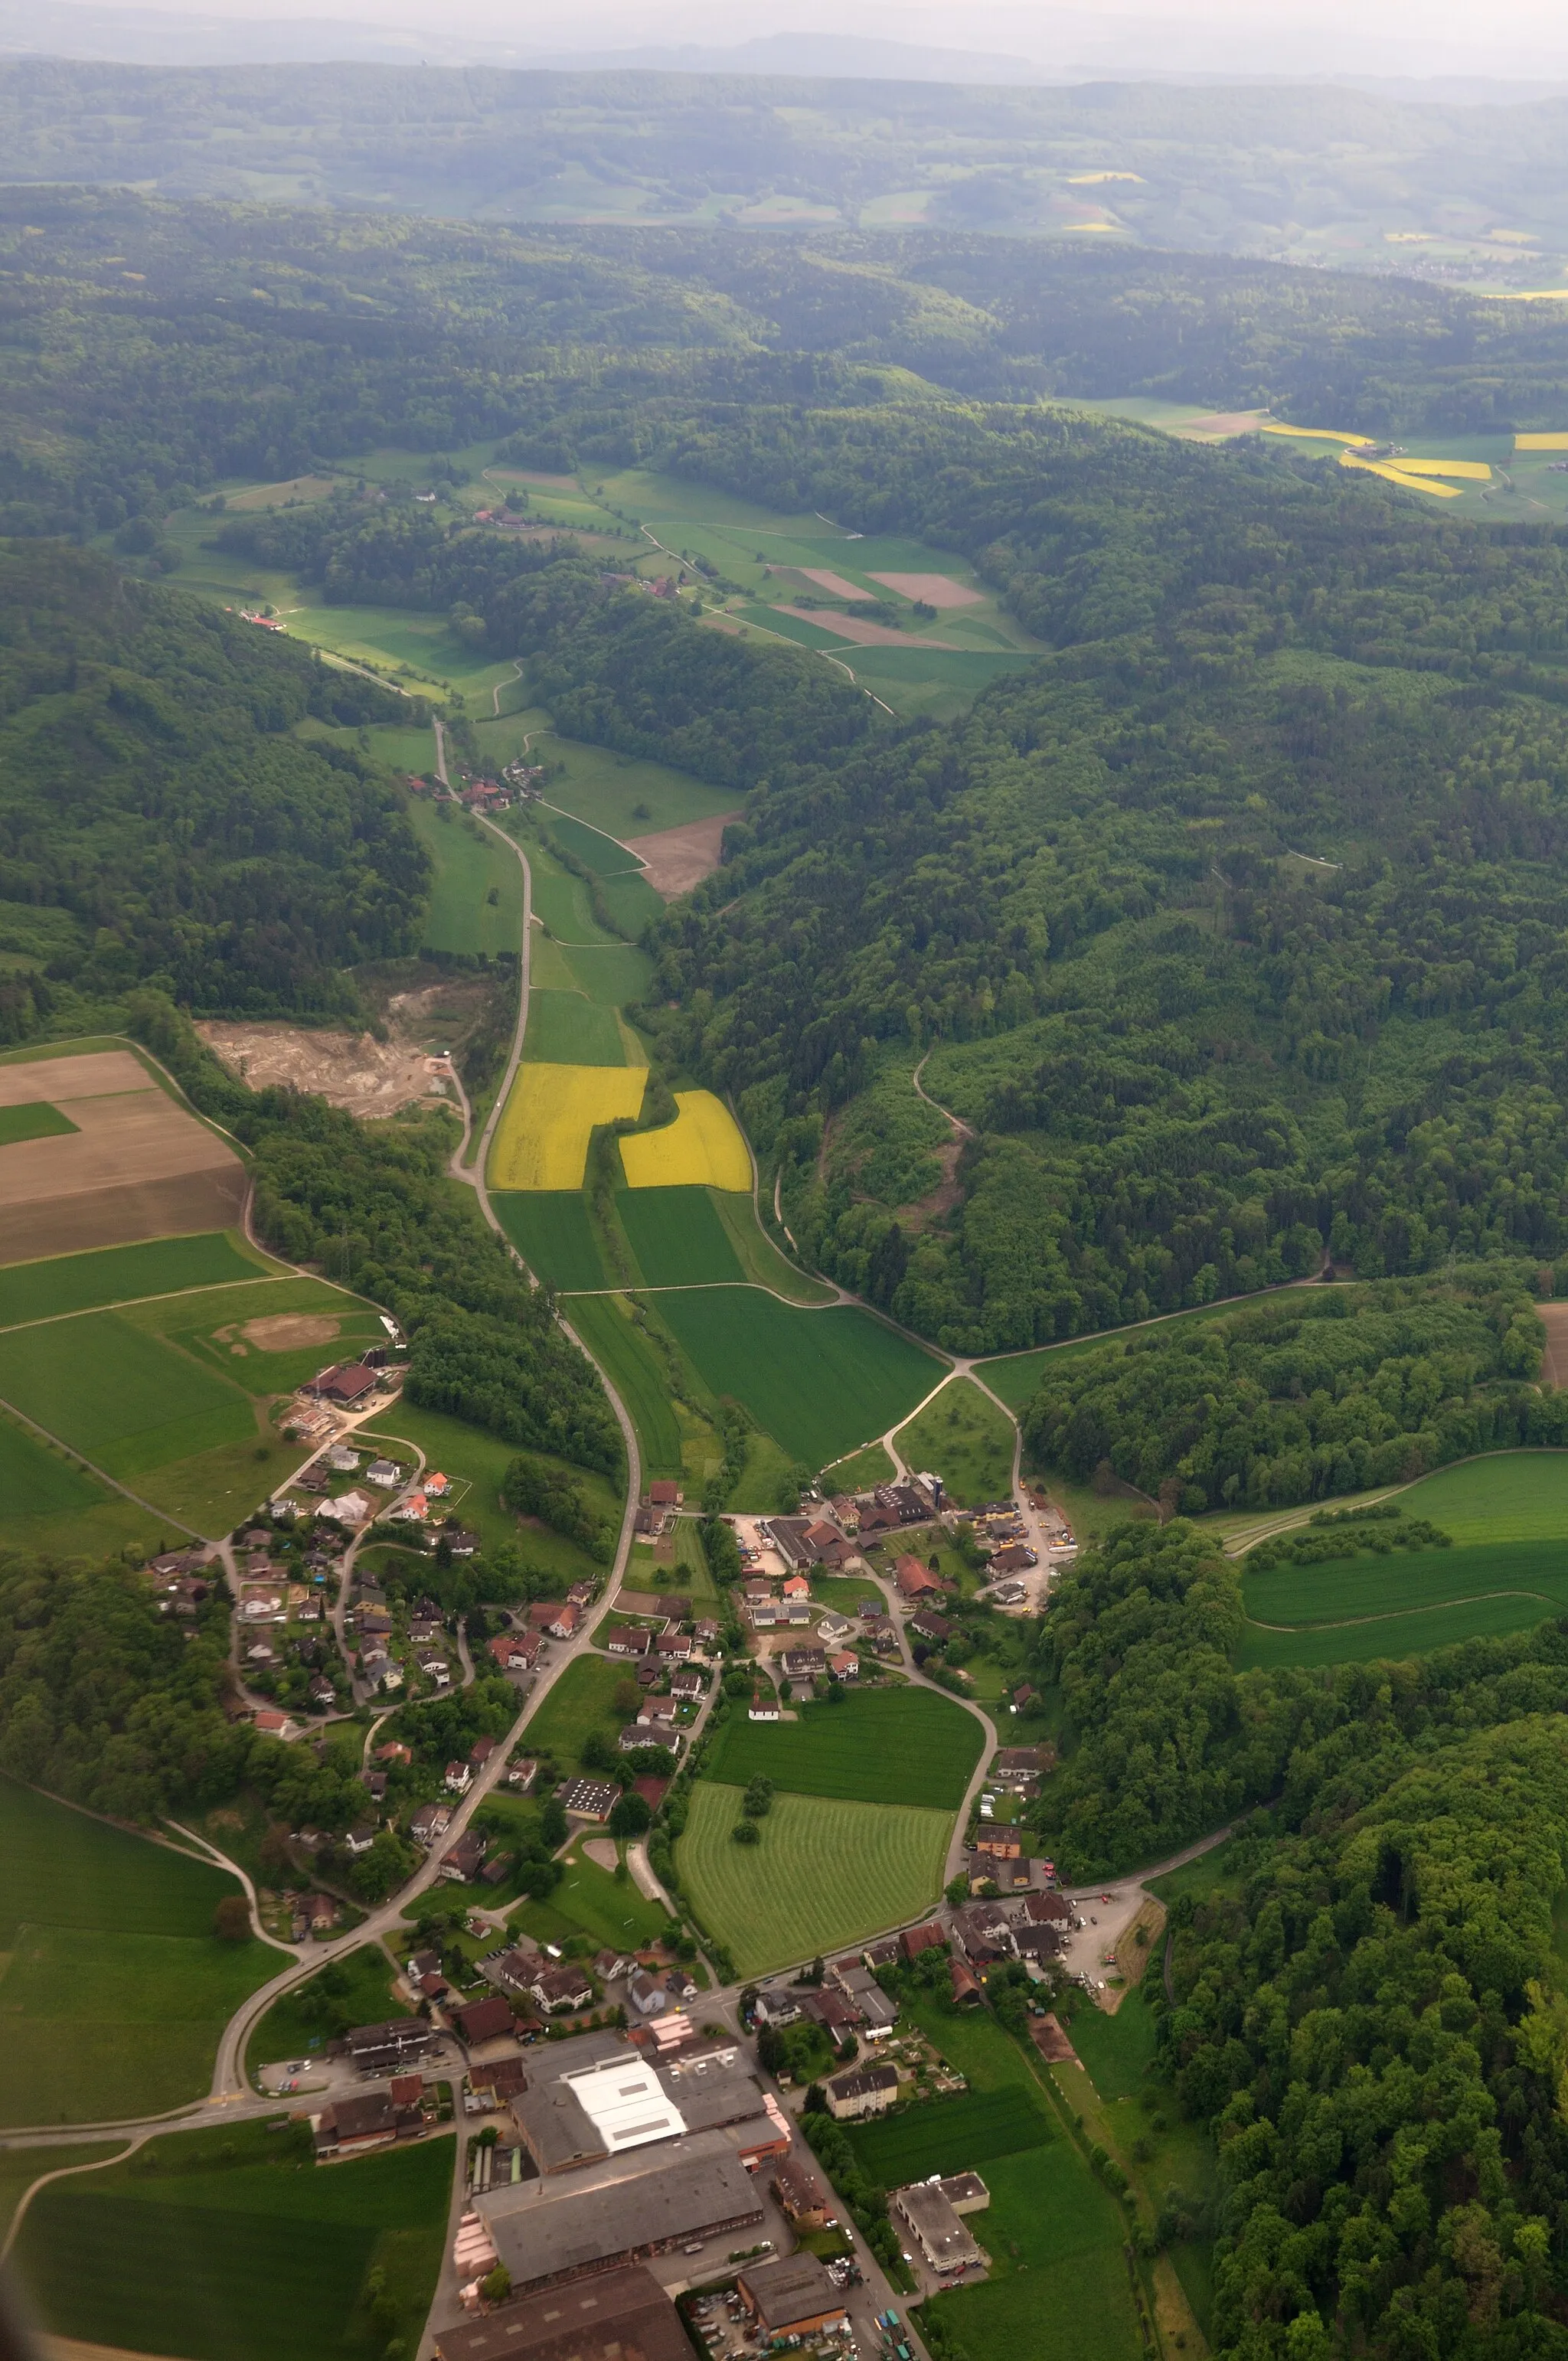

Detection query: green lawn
xmin=512 ymin=1851 xmax=673 ymax=1952
xmin=678 ymin=1784 xmax=951 ymax=1977
xmin=846 ymin=2086 xmax=1053 ymax=2183
xmin=494 ymin=1191 xmax=612 ymax=1291
xmin=520 ymin=1651 xmax=629 ymax=1764
xmin=523 ymin=989 xmax=626 ymax=1066
xmin=616 ymin=1187 xmax=743 ymax=1286
xmin=654 ymin=1289 xmax=944 ymax=1468
xmin=822 ymin=1441 xmax=898 ymax=1491
xmin=246 ymin=1945 xmax=406 ymax=2079
xmin=357 ymin=1403 xmax=621 ymax=1582
xmin=701 ymin=1686 xmax=982 ymax=1811
xmin=1 ymin=1309 xmax=256 ymax=1478
xmin=15 ymin=2118 xmax=452 ymax=2361
xmin=563 ymin=1294 xmax=684 ymax=1481
xmin=0 ymin=1233 xmax=273 ymax=1330
xmin=893 ymin=1377 xmax=1016 ymax=1508
xmin=0 ymin=1782 xmax=276 ymax=2126
xmin=1393 ymin=1452 xmax=1568 ymax=1544
xmin=404 ymin=795 xmax=524 ymax=958
xmin=1067 ymin=1987 xmax=1160 ymax=2103
xmin=0 ymin=1099 xmax=77 ymax=1144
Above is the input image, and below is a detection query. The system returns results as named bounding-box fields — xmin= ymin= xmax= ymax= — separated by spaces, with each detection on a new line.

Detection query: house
xmin=491 ymin=1631 xmax=541 ymax=1675
xmin=668 ymin=1666 xmax=704 ymax=1700
xmin=773 ymin=2156 xmax=833 ymax=2230
xmin=829 ymin=1496 xmax=861 ymax=1534
xmin=325 ymin=1443 xmax=360 ymax=1474
xmin=445 ymin=1760 xmax=473 ymax=1794
xmin=567 ymin=1581 xmax=597 ymax=1608
xmin=425 ymin=1471 xmax=451 ymax=1498
xmin=456 ymin=1994 xmax=515 ymax=2046
xmin=648 ymin=1480 xmax=681 ymax=1507
xmin=469 ymin=1736 xmax=499 ymax=1772
xmin=485 ymin=1948 xmax=537 ymax=1997
xmin=736 ymin=2255 xmax=848 ymax=2343
xmin=392 ymin=1492 xmax=430 ymax=1523
xmin=605 ymin=1625 xmax=653 ymax=1657
xmin=856 ymin=1501 xmax=901 ymax=1538
xmin=365 ymin=1459 xmax=400 ymax=1488
xmin=802 ymin=1988 xmax=861 ymax=2038
xmin=910 ymin=1612 xmax=953 ymax=1647
xmin=361 ymin=1771 xmax=388 ymax=1803
xmin=417 ymin=1654 xmax=450 ymax=1687
xmin=779 ymin=1647 xmax=826 ymax=1683
xmin=344 ymin=1824 xmax=377 ymax=1857
xmin=828 ymin=1651 xmax=859 ymax=1682
xmin=949 ymin=1958 xmax=983 ymax=2007
xmin=748 ymin=1695 xmax=782 ymax=1723
xmin=546 ymin=1604 xmax=580 ymax=1641
xmin=506 ymin=1757 xmax=539 ymax=1792
xmin=823 ymin=2062 xmax=900 ymax=2121
xmin=409 ymin=1802 xmax=452 ymax=1849
xmin=1012 ymin=1923 xmax=1063 ymax=1966
xmin=530 ymin=1961 xmax=594 ymax=2013
xmin=620 ymin=1722 xmax=677 ymax=1756
xmin=781 ymin=1573 xmax=811 ymax=1602
xmin=694 ymin=1619 xmax=720 ymax=1651
xmin=308 ymin=1362 xmax=379 ymax=1406
xmin=655 ymin=1629 xmax=692 ymax=1660
xmin=952 ymin=1904 xmax=1011 ymax=1964
xmin=557 ymin=1777 xmax=618 ymax=1820
xmin=306 ymin=1892 xmax=338 ymax=1935
xmin=991 ymin=1747 xmax=1045 ymax=1791
xmin=440 ymin=1833 xmax=488 ymax=1883
xmin=816 ymin=1613 xmax=854 ymax=1644
xmin=371 ymin=1662 xmax=404 ymax=1694
xmin=629 ymin=1968 xmax=670 ymax=2016
xmin=1021 ymin=1890 xmax=1073 ymax=1926
xmin=815 ymin=1537 xmax=861 ymax=1573
xmin=313 ymin=2091 xmax=398 ymax=2158
xmin=594 ymin=1948 xmax=635 ymax=1984
xmin=894 ymin=1556 xmax=942 ymax=1602
xmin=309 ymin=1674 xmax=338 ymax=1708
xmin=900 ymin=1919 xmax=947 ymax=1963
xmin=251 ymin=1708 xmax=301 ymax=1739
xmin=752 ymin=1989 xmax=802 ymax=2030
xmin=1008 ymin=1683 xmax=1038 ymax=1716
xmin=445 ymin=1528 xmax=479 ymax=1559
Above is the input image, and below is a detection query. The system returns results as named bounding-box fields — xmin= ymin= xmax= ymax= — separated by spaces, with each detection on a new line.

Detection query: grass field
xmin=511 ymin=1850 xmax=673 ymax=1952
xmin=405 ymin=795 xmax=524 ymax=958
xmin=494 ymin=1190 xmax=611 ymax=1290
xmin=1240 ymin=1536 xmax=1568 ymax=1630
xmin=678 ymin=1784 xmax=951 ymax=1975
xmin=358 ymin=1403 xmax=621 ymax=1580
xmin=562 ymin=941 xmax=656 ymax=1007
xmin=542 ymin=806 xmax=645 ymax=877
xmin=846 ymin=2086 xmax=1053 ymax=2183
xmin=709 ymin=1191 xmax=837 ymax=1304
xmin=246 ymin=1945 xmax=404 ymax=2078
xmin=1393 ymin=1452 xmax=1568 ymax=1544
xmin=522 ymin=990 xmax=626 ymax=1066
xmin=0 ymin=2142 xmax=127 ymax=2239
xmin=621 ymin=1091 xmax=751 ymax=1191
xmin=616 ymin=1186 xmax=743 ymax=1285
xmin=701 ymin=1687 xmax=982 ymax=1810
xmin=519 ymin=1651 xmax=629 ymax=1763
xmin=655 ymin=1289 xmax=944 ymax=1468
xmin=823 ymin=1441 xmax=898 ymax=1491
xmin=1 ymin=1309 xmax=256 ymax=1481
xmin=0 ymin=1409 xmax=164 ymax=1556
xmin=562 ymin=1294 xmax=684 ymax=1481
xmin=1068 ymin=1986 xmax=1160 ymax=2103
xmin=0 ymin=1099 xmax=76 ymax=1143
xmin=893 ymin=1377 xmax=1016 ymax=1507
xmin=0 ymin=1233 xmax=271 ymax=1328
xmin=15 ymin=2118 xmax=452 ymax=2361
xmin=1236 ymin=1585 xmax=1568 ymax=1669
xmin=488 ymin=1061 xmax=646 ymax=1189
xmin=528 ymin=733 xmax=738 ymax=840
xmin=0 ymin=1781 xmax=276 ymax=2126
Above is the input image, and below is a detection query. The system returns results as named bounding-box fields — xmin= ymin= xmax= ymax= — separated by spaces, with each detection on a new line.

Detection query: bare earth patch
xmin=1538 ymin=1301 xmax=1568 ymax=1386
xmin=1171 ymin=410 xmax=1272 ymax=440
xmin=891 ymin=1138 xmax=965 ymax=1235
xmin=581 ymin=1837 xmax=619 ymax=1872
xmin=867 ymin=573 xmax=984 ymax=606
xmin=778 ymin=605 xmax=959 ymax=648
xmin=623 ymin=814 xmax=741 ymax=899
xmin=240 ymin=1314 xmax=341 ymax=1351
xmin=199 ymin=1021 xmax=442 ymax=1118
xmin=794 ymin=567 xmax=871 ymax=600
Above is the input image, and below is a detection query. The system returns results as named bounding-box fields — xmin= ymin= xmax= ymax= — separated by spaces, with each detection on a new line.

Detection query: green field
xmin=542 ymin=806 xmax=644 ymax=876
xmin=846 ymin=2086 xmax=1053 ymax=2183
xmin=561 ymin=941 xmax=656 ymax=1006
xmin=654 ymin=1289 xmax=944 ymax=1467
xmin=0 ymin=1099 xmax=77 ymax=1144
xmin=0 ymin=2142 xmax=127 ymax=2239
xmin=1241 ymin=1536 xmax=1568 ymax=1629
xmin=1067 ymin=1986 xmax=1160 ymax=2104
xmin=519 ymin=1651 xmax=629 ymax=1763
xmin=0 ymin=1409 xmax=162 ymax=1556
xmin=0 ymin=1781 xmax=276 ymax=2126
xmin=678 ymin=1784 xmax=951 ymax=1976
xmin=528 ymin=733 xmax=738 ymax=840
xmin=893 ymin=1377 xmax=1016 ymax=1508
xmin=563 ymin=1294 xmax=684 ymax=1481
xmin=0 ymin=1233 xmax=270 ymax=1329
xmin=246 ymin=1945 xmax=405 ymax=2079
xmin=1393 ymin=1452 xmax=1568 ymax=1544
xmin=522 ymin=988 xmax=626 ymax=1066
xmin=511 ymin=1850 xmax=674 ymax=1952
xmin=405 ymin=795 xmax=524 ymax=958
xmin=15 ymin=2118 xmax=452 ymax=2361
xmin=0 ymin=1309 xmax=256 ymax=1479
xmin=701 ymin=1687 xmax=982 ymax=1811
xmin=494 ymin=1190 xmax=611 ymax=1290
xmin=616 ymin=1187 xmax=744 ymax=1286
xmin=709 ymin=1191 xmax=837 ymax=1304
xmin=823 ymin=1441 xmax=898 ymax=1491
xmin=357 ymin=1403 xmax=621 ymax=1581
xmin=1236 ymin=1585 xmax=1568 ymax=1670
xmin=0 ymin=1406 xmax=119 ymax=1515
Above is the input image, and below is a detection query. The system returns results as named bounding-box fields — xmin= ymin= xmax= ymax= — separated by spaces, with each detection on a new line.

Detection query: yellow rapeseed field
xmin=489 ymin=1063 xmax=646 ymax=1190
xmin=1262 ymin=424 xmax=1376 ymax=446
xmin=620 ymin=1091 xmax=752 ymax=1191
xmin=1338 ymin=453 xmax=1462 ymax=498
xmin=1516 ymin=432 xmax=1568 ymax=449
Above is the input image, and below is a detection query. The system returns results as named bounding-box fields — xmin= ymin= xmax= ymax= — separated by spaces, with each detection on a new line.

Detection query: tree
xmin=743 ymin=1775 xmax=775 ymax=1818
xmin=613 ymin=1677 xmax=640 ymax=1717
xmin=580 ymin=1731 xmax=616 ymax=1774
xmin=733 ymin=1817 xmax=761 ymax=1845
xmin=213 ymin=1894 xmax=251 ymax=1941
xmin=540 ymin=1795 xmax=568 ymax=1848
xmin=609 ymin=1789 xmax=652 ymax=1839
xmin=480 ymin=2265 xmax=511 ymax=2304
xmin=946 ymin=1873 xmax=970 ymax=1907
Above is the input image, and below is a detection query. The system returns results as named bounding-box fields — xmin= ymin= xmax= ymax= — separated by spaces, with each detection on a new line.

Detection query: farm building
xmin=900 ymin=1920 xmax=948 ymax=1963
xmin=307 ymin=1362 xmax=380 ymax=1405
xmin=893 ymin=1557 xmax=943 ymax=1602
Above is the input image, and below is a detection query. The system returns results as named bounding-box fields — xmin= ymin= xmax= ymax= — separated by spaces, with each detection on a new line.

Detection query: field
xmin=15 ymin=2118 xmax=452 ymax=2361
xmin=561 ymin=1294 xmax=685 ymax=1481
xmin=488 ymin=1061 xmax=646 ymax=1189
xmin=847 ymin=2085 xmax=1052 ymax=2184
xmin=0 ymin=1781 xmax=276 ymax=2126
xmin=823 ymin=1441 xmax=898 ymax=1491
xmin=493 ymin=1190 xmax=611 ymax=1290
xmin=708 ymin=1190 xmax=836 ymax=1303
xmin=522 ymin=989 xmax=626 ymax=1066
xmin=677 ymin=1784 xmax=951 ymax=1976
xmin=511 ymin=1850 xmax=674 ymax=1953
xmin=893 ymin=1377 xmax=1017 ymax=1507
xmin=1392 ymin=1451 xmax=1568 ymax=1544
xmin=616 ymin=1186 xmax=743 ymax=1285
xmin=700 ymin=1687 xmax=983 ymax=1810
xmin=0 ymin=2141 xmax=127 ymax=2239
xmin=0 ymin=1046 xmax=247 ymax=1265
xmin=654 ymin=1289 xmax=944 ymax=1468
xmin=247 ymin=1943 xmax=405 ymax=2078
xmin=0 ymin=1098 xmax=76 ymax=1143
xmin=2 ymin=1308 xmax=257 ymax=1478
xmin=0 ymin=1408 xmax=164 ymax=1556
xmin=1235 ymin=1536 xmax=1568 ymax=1668
xmin=619 ymin=1090 xmax=752 ymax=1191
xmin=518 ymin=1651 xmax=629 ymax=1763
xmin=0 ymin=1231 xmax=271 ymax=1327
xmin=526 ymin=732 xmax=739 ymax=841
xmin=404 ymin=794 xmax=524 ymax=958
xmin=357 ymin=1402 xmax=621 ymax=1581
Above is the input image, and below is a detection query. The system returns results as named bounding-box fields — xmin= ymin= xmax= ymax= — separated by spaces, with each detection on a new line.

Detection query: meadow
xmin=0 ymin=1781 xmax=276 ymax=2127
xmin=700 ymin=1687 xmax=982 ymax=1811
xmin=677 ymin=1783 xmax=951 ymax=1977
xmin=518 ymin=1651 xmax=629 ymax=1763
xmin=1240 ymin=1536 xmax=1568 ymax=1630
xmin=15 ymin=2118 xmax=452 ymax=2361
xmin=620 ymin=1091 xmax=751 ymax=1192
xmin=0 ymin=1099 xmax=77 ymax=1144
xmin=525 ymin=733 xmax=738 ymax=841
xmin=511 ymin=1850 xmax=673 ymax=1954
xmin=357 ymin=1402 xmax=621 ymax=1581
xmin=560 ymin=1295 xmax=684 ymax=1482
xmin=1392 ymin=1451 xmax=1568 ymax=1545
xmin=845 ymin=2086 xmax=1053 ymax=2184
xmin=0 ymin=2142 xmax=126 ymax=2240
xmin=403 ymin=794 xmax=524 ymax=959
xmin=488 ymin=1061 xmax=645 ymax=1190
xmin=1 ymin=1308 xmax=257 ymax=1481
xmin=0 ymin=1408 xmax=163 ymax=1555
xmin=893 ymin=1377 xmax=1017 ymax=1508
xmin=522 ymin=989 xmax=626 ymax=1066
xmin=653 ymin=1289 xmax=943 ymax=1468
xmin=707 ymin=1190 xmax=836 ymax=1304
xmin=1235 ymin=1588 xmax=1568 ymax=1671
xmin=616 ymin=1186 xmax=743 ymax=1286
xmin=493 ymin=1190 xmax=612 ymax=1291
xmin=0 ymin=1231 xmax=270 ymax=1328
